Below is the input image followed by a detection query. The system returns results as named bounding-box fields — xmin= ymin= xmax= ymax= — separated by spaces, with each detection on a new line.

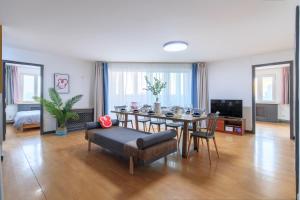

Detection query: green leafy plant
xmin=34 ymin=88 xmax=83 ymax=129
xmin=144 ymin=76 xmax=167 ymax=101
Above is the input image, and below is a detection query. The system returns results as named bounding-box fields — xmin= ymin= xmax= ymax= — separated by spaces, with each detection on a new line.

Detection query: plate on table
xmin=165 ymin=112 xmax=174 ymax=117
xmin=192 ymin=112 xmax=201 ymax=117
xmin=133 ymin=109 xmax=139 ymax=113
xmin=148 ymin=111 xmax=155 ymax=115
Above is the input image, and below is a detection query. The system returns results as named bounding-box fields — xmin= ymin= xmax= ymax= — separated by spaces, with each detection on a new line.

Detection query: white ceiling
xmin=0 ymin=0 xmax=297 ymax=62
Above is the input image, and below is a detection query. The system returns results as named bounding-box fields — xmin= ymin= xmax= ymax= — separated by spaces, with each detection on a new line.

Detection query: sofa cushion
xmin=136 ymin=130 xmax=176 ymax=150
xmin=88 ymin=127 xmax=150 ymax=157
xmin=86 ymin=119 xmax=119 ymax=130
xmin=98 ymin=115 xmax=112 ymax=128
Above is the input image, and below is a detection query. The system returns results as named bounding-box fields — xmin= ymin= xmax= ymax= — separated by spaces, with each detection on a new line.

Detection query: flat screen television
xmin=210 ymin=99 xmax=243 ymax=118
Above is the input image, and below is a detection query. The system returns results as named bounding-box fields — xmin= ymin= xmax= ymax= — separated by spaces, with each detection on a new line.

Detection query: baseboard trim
xmin=43 ymin=130 xmax=55 ymax=134
xmin=278 ymin=119 xmax=290 ymax=123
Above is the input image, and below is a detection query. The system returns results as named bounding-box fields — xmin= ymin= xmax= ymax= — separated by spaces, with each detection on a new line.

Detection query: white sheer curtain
xmin=108 ymin=63 xmax=192 ymax=112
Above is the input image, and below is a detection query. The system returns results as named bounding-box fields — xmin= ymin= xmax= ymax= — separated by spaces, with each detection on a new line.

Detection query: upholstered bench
xmin=85 ymin=120 xmax=178 ymax=175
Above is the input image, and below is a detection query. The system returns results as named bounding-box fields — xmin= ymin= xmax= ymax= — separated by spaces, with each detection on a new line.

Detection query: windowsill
xmin=15 ymin=101 xmax=40 ymax=104
xmin=255 ymin=101 xmax=278 ymax=105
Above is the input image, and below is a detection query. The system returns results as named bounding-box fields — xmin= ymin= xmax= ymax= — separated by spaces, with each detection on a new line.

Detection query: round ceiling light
xmin=163 ymin=41 xmax=188 ymax=52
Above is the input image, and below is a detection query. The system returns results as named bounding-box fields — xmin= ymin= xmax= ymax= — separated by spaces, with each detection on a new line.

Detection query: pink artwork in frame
xmin=54 ymin=73 xmax=69 ymax=93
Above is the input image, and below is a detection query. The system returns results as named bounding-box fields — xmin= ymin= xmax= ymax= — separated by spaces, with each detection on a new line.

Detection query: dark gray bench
xmin=85 ymin=120 xmax=178 ymax=174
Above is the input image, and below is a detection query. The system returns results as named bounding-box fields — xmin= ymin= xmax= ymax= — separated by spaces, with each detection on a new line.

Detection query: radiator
xmin=66 ymin=108 xmax=94 ymax=132
xmin=256 ymin=104 xmax=278 ymax=122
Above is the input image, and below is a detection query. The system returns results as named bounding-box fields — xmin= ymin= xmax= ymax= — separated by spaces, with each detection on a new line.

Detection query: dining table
xmin=111 ymin=110 xmax=207 ymax=158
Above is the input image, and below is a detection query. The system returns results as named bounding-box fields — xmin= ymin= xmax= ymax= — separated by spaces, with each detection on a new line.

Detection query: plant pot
xmin=55 ymin=127 xmax=67 ymax=136
xmin=154 ymin=102 xmax=161 ymax=114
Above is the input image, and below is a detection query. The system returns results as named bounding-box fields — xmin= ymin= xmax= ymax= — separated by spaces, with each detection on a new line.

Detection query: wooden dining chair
xmin=166 ymin=121 xmax=183 ymax=144
xmin=178 ymin=108 xmax=205 ymax=145
xmin=114 ymin=105 xmax=134 ymax=128
xmin=137 ymin=116 xmax=151 ymax=131
xmin=148 ymin=118 xmax=166 ymax=132
xmin=187 ymin=112 xmax=220 ymax=165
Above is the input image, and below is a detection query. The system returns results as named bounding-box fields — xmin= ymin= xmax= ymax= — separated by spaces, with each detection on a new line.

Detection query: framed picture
xmin=54 ymin=73 xmax=69 ymax=93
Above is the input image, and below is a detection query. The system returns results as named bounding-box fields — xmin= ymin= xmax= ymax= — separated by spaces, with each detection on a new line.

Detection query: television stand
xmin=216 ymin=116 xmax=246 ymax=135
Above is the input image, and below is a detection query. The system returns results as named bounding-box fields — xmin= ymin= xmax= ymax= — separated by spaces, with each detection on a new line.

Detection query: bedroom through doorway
xmin=2 ymin=61 xmax=44 ymax=140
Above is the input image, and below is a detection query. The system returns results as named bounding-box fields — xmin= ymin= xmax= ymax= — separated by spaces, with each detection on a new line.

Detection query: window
xmin=262 ymin=76 xmax=274 ymax=101
xmin=20 ymin=73 xmax=41 ymax=102
xmin=108 ymin=63 xmax=192 ymax=112
xmin=255 ymin=75 xmax=276 ymax=103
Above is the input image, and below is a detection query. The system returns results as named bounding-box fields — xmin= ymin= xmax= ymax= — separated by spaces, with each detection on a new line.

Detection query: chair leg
xmin=148 ymin=124 xmax=152 ymax=132
xmin=152 ymin=125 xmax=155 ymax=132
xmin=130 ymin=121 xmax=134 ymax=128
xmin=187 ymin=135 xmax=193 ymax=159
xmin=201 ymin=138 xmax=204 ymax=146
xmin=158 ymin=124 xmax=161 ymax=132
xmin=143 ymin=122 xmax=146 ymax=132
xmin=213 ymin=137 xmax=220 ymax=158
xmin=177 ymin=145 xmax=181 ymax=160
xmin=206 ymin=139 xmax=211 ymax=165
xmin=88 ymin=139 xmax=91 ymax=151
xmin=178 ymin=129 xmax=183 ymax=145
xmin=129 ymin=156 xmax=134 ymax=175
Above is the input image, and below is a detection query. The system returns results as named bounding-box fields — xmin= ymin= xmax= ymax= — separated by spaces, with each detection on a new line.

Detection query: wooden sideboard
xmin=215 ymin=117 xmax=246 ymax=135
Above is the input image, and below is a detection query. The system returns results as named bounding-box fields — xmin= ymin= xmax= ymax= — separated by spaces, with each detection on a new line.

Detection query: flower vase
xmin=154 ymin=98 xmax=161 ymax=114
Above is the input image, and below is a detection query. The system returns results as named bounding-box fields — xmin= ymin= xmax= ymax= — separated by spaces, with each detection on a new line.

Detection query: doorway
xmin=252 ymin=61 xmax=294 ymax=139
xmin=2 ymin=60 xmax=44 ymax=140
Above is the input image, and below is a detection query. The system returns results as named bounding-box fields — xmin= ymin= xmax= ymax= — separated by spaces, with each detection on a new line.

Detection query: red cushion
xmin=98 ymin=115 xmax=112 ymax=128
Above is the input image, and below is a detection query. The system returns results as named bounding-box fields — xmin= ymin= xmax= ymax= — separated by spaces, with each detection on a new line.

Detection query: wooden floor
xmin=2 ymin=122 xmax=295 ymax=200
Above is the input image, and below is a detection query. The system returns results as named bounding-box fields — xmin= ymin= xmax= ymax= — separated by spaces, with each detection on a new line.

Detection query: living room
xmin=0 ymin=1 xmax=299 ymax=200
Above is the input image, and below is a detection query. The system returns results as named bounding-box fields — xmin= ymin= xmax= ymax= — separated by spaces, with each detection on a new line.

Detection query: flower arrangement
xmin=144 ymin=76 xmax=167 ymax=102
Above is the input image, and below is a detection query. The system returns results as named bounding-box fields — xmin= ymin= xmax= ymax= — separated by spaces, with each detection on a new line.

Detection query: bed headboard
xmin=17 ymin=104 xmax=41 ymax=111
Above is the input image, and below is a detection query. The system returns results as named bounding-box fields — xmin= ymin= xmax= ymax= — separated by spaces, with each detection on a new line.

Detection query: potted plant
xmin=144 ymin=76 xmax=167 ymax=114
xmin=34 ymin=88 xmax=83 ymax=136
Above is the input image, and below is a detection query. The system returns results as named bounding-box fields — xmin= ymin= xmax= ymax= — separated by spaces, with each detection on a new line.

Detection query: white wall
xmin=207 ymin=49 xmax=294 ymax=130
xmin=3 ymin=46 xmax=94 ymax=132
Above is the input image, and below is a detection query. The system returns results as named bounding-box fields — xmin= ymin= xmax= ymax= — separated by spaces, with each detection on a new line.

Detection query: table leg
xmin=135 ymin=115 xmax=139 ymax=130
xmin=193 ymin=122 xmax=198 ymax=151
xmin=181 ymin=121 xmax=188 ymax=158
xmin=124 ymin=114 xmax=128 ymax=128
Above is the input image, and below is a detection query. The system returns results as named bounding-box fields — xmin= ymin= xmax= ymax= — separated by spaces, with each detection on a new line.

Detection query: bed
xmin=13 ymin=104 xmax=41 ymax=131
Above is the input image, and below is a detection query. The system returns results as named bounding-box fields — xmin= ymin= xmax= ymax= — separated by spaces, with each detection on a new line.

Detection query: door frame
xmin=2 ymin=60 xmax=44 ymax=140
xmin=252 ymin=60 xmax=294 ymax=139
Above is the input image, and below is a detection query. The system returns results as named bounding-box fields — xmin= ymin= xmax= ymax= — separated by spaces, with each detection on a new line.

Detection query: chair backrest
xmin=206 ymin=112 xmax=219 ymax=137
xmin=114 ymin=105 xmax=127 ymax=120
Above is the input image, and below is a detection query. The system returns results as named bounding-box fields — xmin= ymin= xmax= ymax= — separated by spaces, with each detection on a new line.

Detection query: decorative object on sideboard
xmin=144 ymin=76 xmax=167 ymax=114
xmin=34 ymin=88 xmax=82 ymax=136
xmin=54 ymin=73 xmax=70 ymax=94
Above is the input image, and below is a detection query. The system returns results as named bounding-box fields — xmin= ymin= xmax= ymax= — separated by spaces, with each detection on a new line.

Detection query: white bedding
xmin=13 ymin=110 xmax=40 ymax=128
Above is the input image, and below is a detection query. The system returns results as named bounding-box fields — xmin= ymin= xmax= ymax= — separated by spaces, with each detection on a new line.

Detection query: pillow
xmin=136 ymin=130 xmax=176 ymax=150
xmin=98 ymin=115 xmax=112 ymax=128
